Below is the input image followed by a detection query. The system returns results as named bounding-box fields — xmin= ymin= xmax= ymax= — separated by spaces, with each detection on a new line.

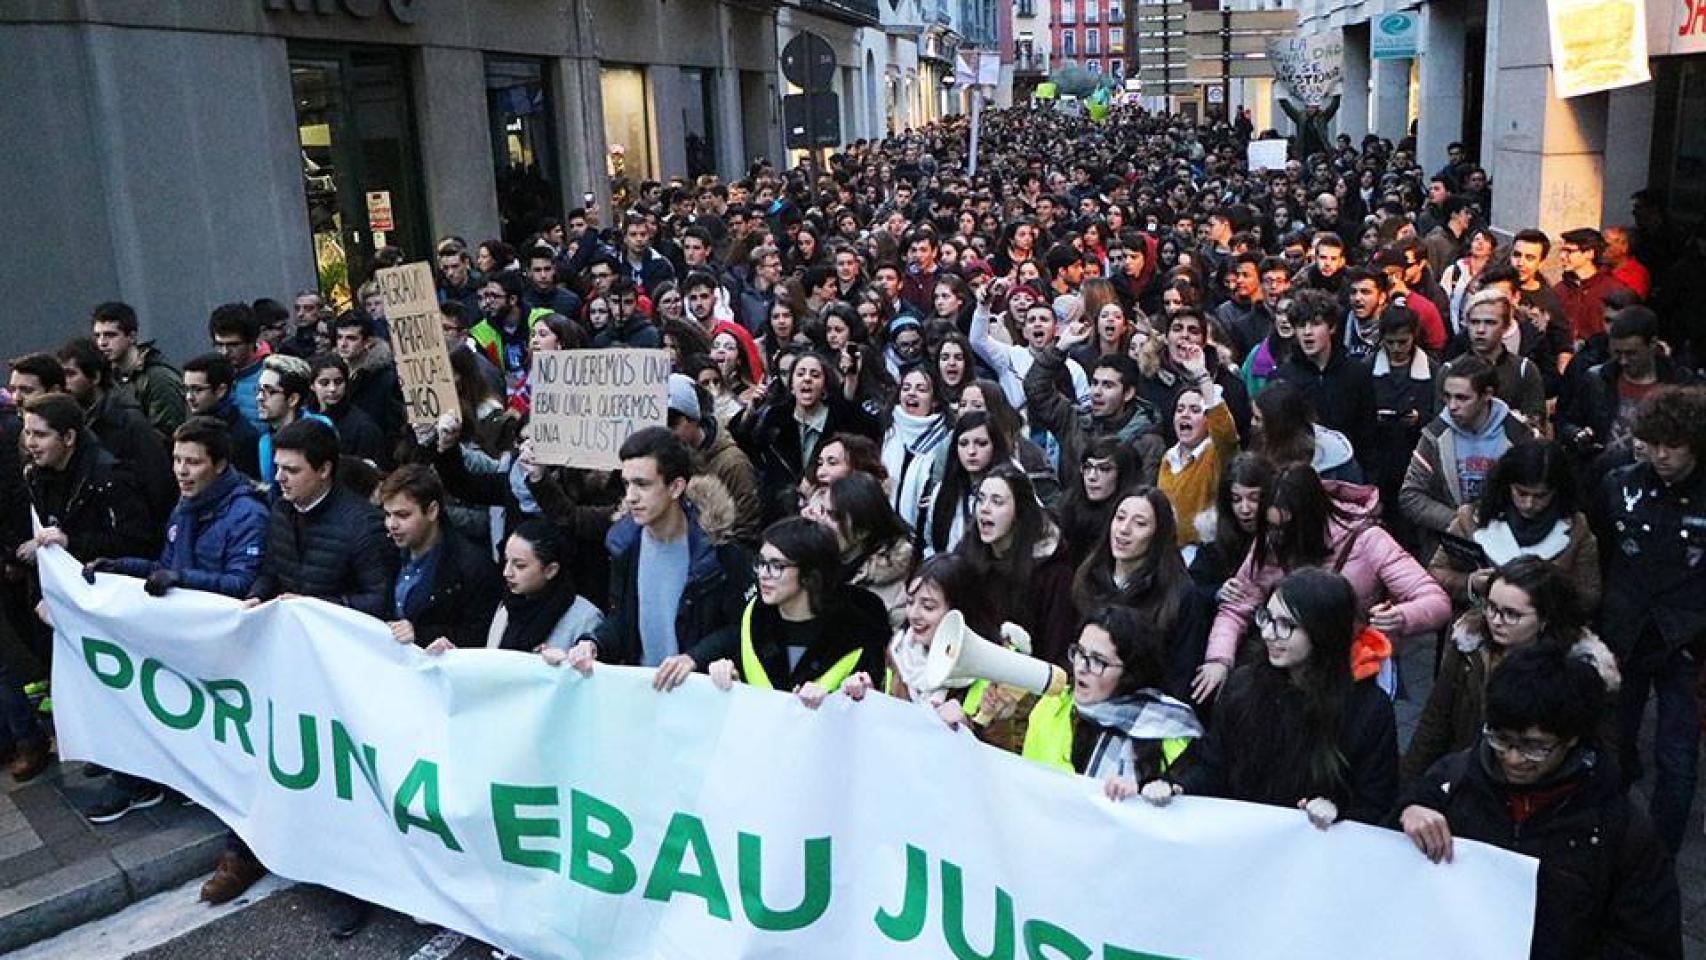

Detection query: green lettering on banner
xmin=267 ymin=703 xmax=320 ymax=790
xmin=82 ymin=636 xmax=134 ymax=689
xmin=204 ymin=679 xmax=256 ymax=756
xmin=392 ymin=760 xmax=463 ymax=852
xmin=942 ymin=858 xmax=1015 ymax=960
xmin=140 ymin=659 xmax=205 ymax=730
xmin=737 ymin=832 xmax=832 ymax=932
xmin=492 ymin=783 xmax=562 ymax=872
xmin=1103 ymin=946 xmax=1189 ymax=960
xmin=1022 ymin=919 xmax=1092 ymax=960
xmin=331 ymin=720 xmax=381 ymax=803
xmin=569 ymin=789 xmax=638 ymax=895
xmin=642 ymin=813 xmax=732 ymax=921
xmin=874 ymin=844 xmax=929 ymax=942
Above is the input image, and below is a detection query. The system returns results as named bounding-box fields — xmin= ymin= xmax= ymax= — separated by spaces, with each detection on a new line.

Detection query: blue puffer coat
xmin=113 ymin=467 xmax=268 ymax=598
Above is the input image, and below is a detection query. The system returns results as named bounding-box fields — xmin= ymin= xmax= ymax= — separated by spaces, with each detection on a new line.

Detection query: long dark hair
xmin=929 ymin=411 xmax=1013 ymax=552
xmin=963 ymin=378 xmax=1025 ymax=451
xmin=955 ymin=463 xmax=1051 ymax=585
xmin=830 ymin=471 xmax=913 ymax=560
xmin=1214 ymin=453 xmax=1276 ymax=567
xmin=1251 ymin=380 xmax=1317 ymax=469
xmin=1254 ymin=568 xmax=1359 ymax=793
xmin=1072 ymin=488 xmax=1190 ymax=635
xmin=1253 ymin=465 xmax=1355 ymax=571
xmin=1476 ymin=440 xmax=1578 ymax=527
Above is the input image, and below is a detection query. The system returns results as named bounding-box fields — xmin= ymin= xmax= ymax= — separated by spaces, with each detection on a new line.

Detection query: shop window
xmin=601 ymin=66 xmax=655 ymax=204
xmin=486 ymin=56 xmax=562 ymax=245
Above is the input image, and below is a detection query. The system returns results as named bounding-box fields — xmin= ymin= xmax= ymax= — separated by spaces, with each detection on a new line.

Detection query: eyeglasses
xmin=256 ymin=385 xmax=285 ymax=398
xmin=754 ymin=557 xmax=797 ymax=579
xmin=1067 ymin=643 xmax=1120 ymax=677
xmin=1253 ymin=607 xmax=1300 ymax=641
xmin=1483 ymin=601 xmax=1534 ymax=626
xmin=1482 ymin=726 xmax=1563 ymax=763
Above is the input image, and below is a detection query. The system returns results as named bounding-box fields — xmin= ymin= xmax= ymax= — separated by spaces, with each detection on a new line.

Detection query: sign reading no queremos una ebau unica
xmin=529 ymin=348 xmax=671 ymax=470
xmin=40 ymin=546 xmax=1539 ymax=960
xmin=377 ymin=261 xmax=459 ymax=428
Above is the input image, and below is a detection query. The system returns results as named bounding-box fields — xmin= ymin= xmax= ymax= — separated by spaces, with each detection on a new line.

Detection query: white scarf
xmin=888 ymin=626 xmax=973 ymax=703
xmin=883 ymin=409 xmax=949 ymax=528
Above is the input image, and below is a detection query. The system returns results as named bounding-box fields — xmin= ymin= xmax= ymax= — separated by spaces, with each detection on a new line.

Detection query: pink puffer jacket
xmin=1205 ymin=482 xmax=1451 ymax=665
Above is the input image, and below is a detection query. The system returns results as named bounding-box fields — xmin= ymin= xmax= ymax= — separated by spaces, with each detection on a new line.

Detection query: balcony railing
xmin=1015 ymin=51 xmax=1051 ymax=73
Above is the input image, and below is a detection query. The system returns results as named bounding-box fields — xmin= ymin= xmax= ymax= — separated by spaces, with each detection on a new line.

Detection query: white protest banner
xmin=1671 ymin=0 xmax=1706 ymax=53
xmin=41 ymin=547 xmax=1537 ymax=960
xmin=377 ymin=261 xmax=459 ymax=428
xmin=1548 ymin=0 xmax=1650 ymax=97
xmin=1247 ymin=138 xmax=1289 ymax=172
xmin=528 ymin=348 xmax=671 ymax=470
xmin=1267 ymin=33 xmax=1345 ymax=106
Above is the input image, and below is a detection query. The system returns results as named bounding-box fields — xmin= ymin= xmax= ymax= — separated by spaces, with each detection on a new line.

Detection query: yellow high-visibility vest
xmin=739 ymin=600 xmax=863 ymax=692
xmin=1020 ymin=691 xmax=1189 ymax=774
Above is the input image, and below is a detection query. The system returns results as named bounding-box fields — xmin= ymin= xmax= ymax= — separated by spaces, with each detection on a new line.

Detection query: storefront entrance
xmin=290 ymin=46 xmax=427 ymax=307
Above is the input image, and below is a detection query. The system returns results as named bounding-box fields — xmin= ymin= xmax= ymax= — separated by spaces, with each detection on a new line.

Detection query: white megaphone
xmin=922 ymin=610 xmax=1068 ymax=697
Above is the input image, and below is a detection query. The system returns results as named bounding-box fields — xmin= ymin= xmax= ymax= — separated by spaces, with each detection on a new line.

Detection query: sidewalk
xmin=0 ymin=760 xmax=226 ymax=954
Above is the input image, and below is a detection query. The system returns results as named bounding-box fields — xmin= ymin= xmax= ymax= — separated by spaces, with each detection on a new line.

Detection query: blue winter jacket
xmin=113 ymin=466 xmax=269 ymax=598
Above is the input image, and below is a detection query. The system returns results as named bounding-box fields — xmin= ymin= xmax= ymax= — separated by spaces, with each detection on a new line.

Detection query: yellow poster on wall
xmin=1547 ymin=0 xmax=1651 ymax=97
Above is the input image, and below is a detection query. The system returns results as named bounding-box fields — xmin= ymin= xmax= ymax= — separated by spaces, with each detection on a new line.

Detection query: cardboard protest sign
xmin=377 ymin=261 xmax=458 ymax=428
xmin=529 ymin=349 xmax=671 ymax=470
xmin=1267 ymin=34 xmax=1344 ymax=106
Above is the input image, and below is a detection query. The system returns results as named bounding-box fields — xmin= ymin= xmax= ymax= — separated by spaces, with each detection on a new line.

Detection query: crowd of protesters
xmin=3 ymin=100 xmax=1704 ymax=954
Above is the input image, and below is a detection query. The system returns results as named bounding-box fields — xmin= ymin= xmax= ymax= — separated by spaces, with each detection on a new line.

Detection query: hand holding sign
xmin=528 ymin=349 xmax=672 ymax=470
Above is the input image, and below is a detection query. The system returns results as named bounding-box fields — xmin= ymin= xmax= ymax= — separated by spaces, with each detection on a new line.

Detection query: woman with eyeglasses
xmin=1024 ymin=605 xmax=1204 ymax=801
xmin=1424 ymin=440 xmax=1600 ymax=611
xmin=707 ymin=517 xmax=889 ymax=706
xmin=1161 ymin=568 xmax=1398 ymax=829
xmin=1402 ymin=555 xmax=1619 ymax=783
xmin=1072 ymin=489 xmax=1209 ymax=702
xmin=1055 ymin=437 xmax=1140 ymax=569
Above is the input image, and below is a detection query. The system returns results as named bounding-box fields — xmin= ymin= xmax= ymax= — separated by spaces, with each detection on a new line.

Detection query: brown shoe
xmin=6 ymin=739 xmax=51 ymax=782
xmin=200 ymin=850 xmax=265 ymax=905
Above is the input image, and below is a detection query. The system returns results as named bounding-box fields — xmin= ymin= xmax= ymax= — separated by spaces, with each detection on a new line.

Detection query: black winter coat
xmin=1399 ymin=747 xmax=1681 ymax=960
xmin=398 ymin=530 xmax=503 ymax=649
xmin=1594 ymin=461 xmax=1706 ymax=669
xmin=1180 ymin=666 xmax=1398 ymax=824
xmin=736 ymin=395 xmax=879 ymax=523
xmin=737 ymin=585 xmax=889 ymax=690
xmin=248 ymin=483 xmax=396 ymax=618
xmin=25 ymin=442 xmax=155 ymax=562
xmin=1274 ymin=348 xmax=1377 ymax=470
xmin=88 ymin=390 xmax=176 ymax=541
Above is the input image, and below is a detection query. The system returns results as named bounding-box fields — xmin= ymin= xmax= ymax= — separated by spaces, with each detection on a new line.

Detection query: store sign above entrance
xmin=264 ymin=0 xmax=422 ymax=25
xmin=1372 ymin=11 xmax=1420 ymax=59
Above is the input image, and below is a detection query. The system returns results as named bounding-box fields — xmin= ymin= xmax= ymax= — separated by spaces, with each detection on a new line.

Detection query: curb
xmin=0 ymin=821 xmax=224 ymax=953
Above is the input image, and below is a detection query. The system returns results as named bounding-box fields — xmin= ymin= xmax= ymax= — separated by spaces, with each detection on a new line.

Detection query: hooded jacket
xmin=113 ymin=342 xmax=186 ymax=442
xmin=594 ymin=476 xmax=753 ymax=668
xmin=111 ymin=466 xmax=268 ymax=598
xmin=1400 ymin=398 xmax=1534 ymax=540
xmin=1402 ymin=613 xmax=1621 ymax=783
xmin=87 ymin=388 xmax=177 ymax=537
